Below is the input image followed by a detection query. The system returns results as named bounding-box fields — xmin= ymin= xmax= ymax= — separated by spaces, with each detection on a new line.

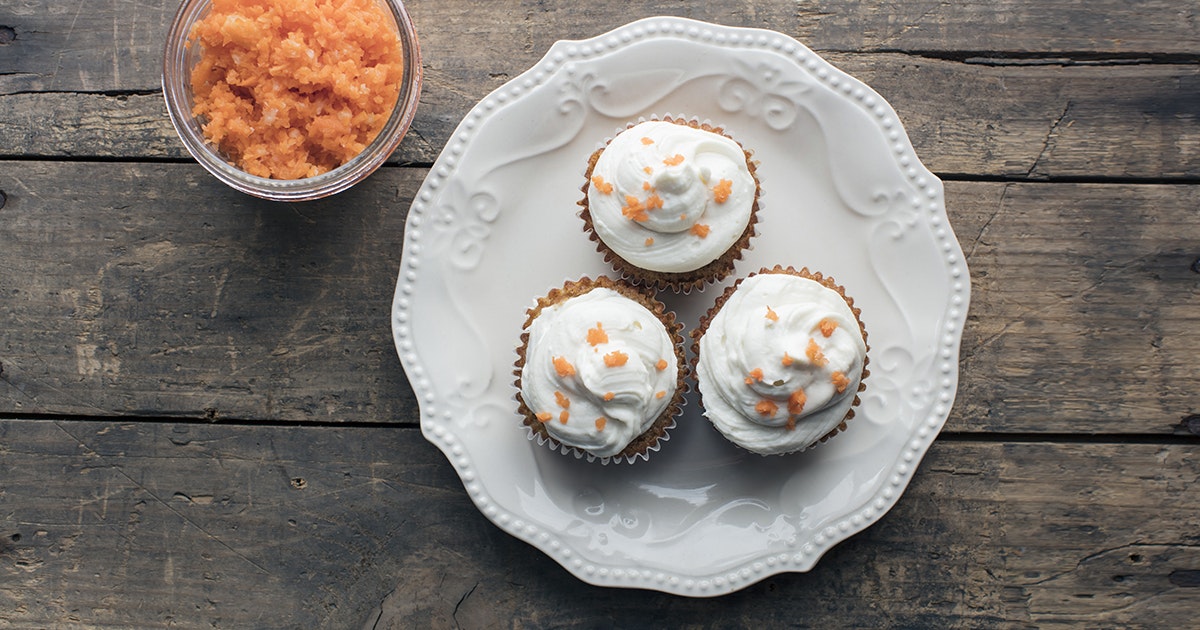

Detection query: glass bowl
xmin=162 ymin=0 xmax=422 ymax=201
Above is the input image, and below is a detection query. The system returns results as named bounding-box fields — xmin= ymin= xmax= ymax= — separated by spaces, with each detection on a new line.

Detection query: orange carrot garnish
xmin=787 ymin=388 xmax=806 ymax=416
xmin=604 ymin=350 xmax=629 ymax=367
xmin=591 ymin=175 xmax=613 ymax=195
xmin=712 ymin=179 xmax=733 ymax=203
xmin=643 ymin=166 xmax=653 ymax=175
xmin=553 ymin=356 xmax=576 ymax=377
xmin=642 ymin=181 xmax=652 ymax=191
xmin=646 ymin=193 xmax=664 ymax=209
xmin=644 ymin=237 xmax=655 ymax=246
xmin=744 ymin=367 xmax=764 ymax=385
xmin=663 ymin=154 xmax=685 ymax=166
xmin=603 ymin=391 xmax=616 ymax=401
xmin=806 ymin=339 xmax=828 ymax=367
xmin=559 ymin=410 xmax=569 ymax=424
xmin=765 ymin=306 xmax=779 ymax=322
xmin=782 ymin=352 xmax=794 ymax=367
xmin=690 ymin=223 xmax=711 ymax=238
xmin=755 ymin=399 xmax=779 ymax=417
xmin=622 ymin=195 xmax=649 ymax=222
xmin=554 ymin=390 xmax=570 ymax=408
xmin=655 ymin=390 xmax=666 ymax=399
xmin=832 ymin=371 xmax=850 ymax=394
xmin=819 ymin=318 xmax=838 ymax=338
xmin=587 ymin=322 xmax=608 ymax=347
xmin=536 ymin=412 xmax=552 ymax=423
xmin=641 ymin=137 xmax=654 ymax=145
xmin=595 ymin=417 xmax=607 ymax=431
xmin=655 ymin=358 xmax=668 ymax=371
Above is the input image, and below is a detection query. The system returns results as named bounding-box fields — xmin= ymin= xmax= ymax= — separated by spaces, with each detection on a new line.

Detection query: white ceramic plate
xmin=393 ymin=17 xmax=968 ymax=597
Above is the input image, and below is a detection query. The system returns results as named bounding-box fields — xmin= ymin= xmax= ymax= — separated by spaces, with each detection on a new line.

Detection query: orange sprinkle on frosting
xmin=819 ymin=318 xmax=838 ymax=338
xmin=655 ymin=390 xmax=666 ymax=399
xmin=787 ymin=388 xmax=807 ymax=416
xmin=553 ymin=356 xmax=576 ymax=377
xmin=655 ymin=359 xmax=668 ymax=371
xmin=622 ymin=195 xmax=649 ymax=222
xmin=755 ymin=399 xmax=779 ymax=417
xmin=782 ymin=352 xmax=794 ymax=367
xmin=587 ymin=322 xmax=608 ymax=347
xmin=786 ymin=417 xmax=797 ymax=431
xmin=642 ymin=181 xmax=652 ymax=191
xmin=643 ymin=166 xmax=653 ymax=174
xmin=765 ymin=306 xmax=779 ymax=322
xmin=591 ymin=175 xmax=613 ymax=195
xmin=690 ymin=223 xmax=711 ymax=238
xmin=712 ymin=179 xmax=733 ymax=203
xmin=663 ymin=154 xmax=685 ymax=166
xmin=603 ymin=351 xmax=629 ymax=367
xmin=641 ymin=137 xmax=654 ymax=145
xmin=745 ymin=367 xmax=764 ymax=385
xmin=832 ymin=371 xmax=850 ymax=394
xmin=559 ymin=410 xmax=570 ymax=424
xmin=603 ymin=391 xmax=615 ymax=401
xmin=554 ymin=390 xmax=570 ymax=408
xmin=595 ymin=417 xmax=607 ymax=431
xmin=806 ymin=339 xmax=829 ymax=367
xmin=644 ymin=237 xmax=655 ymax=246
xmin=536 ymin=412 xmax=552 ymax=423
xmin=646 ymin=193 xmax=664 ymax=209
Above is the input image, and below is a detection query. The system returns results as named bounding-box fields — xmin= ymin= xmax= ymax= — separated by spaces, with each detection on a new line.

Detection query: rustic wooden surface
xmin=1 ymin=0 xmax=1198 ymax=627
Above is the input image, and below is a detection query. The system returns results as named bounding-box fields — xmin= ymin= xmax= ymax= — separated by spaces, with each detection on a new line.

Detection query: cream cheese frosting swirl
xmin=586 ymin=120 xmax=756 ymax=273
xmin=696 ymin=273 xmax=867 ymax=455
xmin=520 ymin=286 xmax=680 ymax=458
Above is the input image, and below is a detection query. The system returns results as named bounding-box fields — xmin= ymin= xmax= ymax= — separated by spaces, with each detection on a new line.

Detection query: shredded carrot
xmin=559 ymin=410 xmax=569 ymax=424
xmin=663 ymin=154 xmax=685 ymax=166
xmin=690 ymin=223 xmax=711 ymax=238
xmin=755 ymin=399 xmax=779 ymax=417
xmin=595 ymin=417 xmax=607 ymax=431
xmin=806 ymin=339 xmax=829 ymax=367
xmin=643 ymin=166 xmax=653 ymax=175
xmin=819 ymin=318 xmax=838 ymax=338
xmin=622 ymin=195 xmax=649 ymax=222
xmin=712 ymin=179 xmax=733 ymax=203
xmin=641 ymin=137 xmax=654 ymax=145
xmin=189 ymin=0 xmax=405 ymax=179
xmin=553 ymin=356 xmax=576 ymax=377
xmin=603 ymin=391 xmax=615 ymax=401
xmin=655 ymin=390 xmax=666 ymax=399
xmin=603 ymin=350 xmax=629 ymax=367
xmin=765 ymin=306 xmax=779 ymax=322
xmin=785 ymin=417 xmax=796 ymax=431
xmin=646 ymin=193 xmax=664 ymax=209
xmin=744 ymin=367 xmax=764 ymax=385
xmin=644 ymin=237 xmax=655 ymax=246
xmin=591 ymin=175 xmax=614 ymax=194
xmin=782 ymin=352 xmax=794 ymax=367
xmin=536 ymin=411 xmax=552 ymax=422
xmin=655 ymin=359 xmax=668 ymax=371
xmin=832 ymin=371 xmax=850 ymax=394
xmin=554 ymin=390 xmax=570 ymax=408
xmin=587 ymin=322 xmax=608 ymax=347
xmin=787 ymin=389 xmax=807 ymax=416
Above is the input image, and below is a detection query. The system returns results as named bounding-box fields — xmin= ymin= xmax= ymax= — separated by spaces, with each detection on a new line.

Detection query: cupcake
xmin=514 ymin=276 xmax=686 ymax=462
xmin=692 ymin=267 xmax=869 ymax=455
xmin=579 ymin=116 xmax=760 ymax=292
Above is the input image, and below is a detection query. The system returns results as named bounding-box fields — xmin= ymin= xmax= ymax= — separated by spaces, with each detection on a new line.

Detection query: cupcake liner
xmin=578 ymin=114 xmax=761 ymax=294
xmin=513 ymin=275 xmax=688 ymax=464
xmin=690 ymin=265 xmax=871 ymax=455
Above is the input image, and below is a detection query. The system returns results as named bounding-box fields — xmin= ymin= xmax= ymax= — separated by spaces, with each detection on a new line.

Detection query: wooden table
xmin=2 ymin=1 xmax=1198 ymax=627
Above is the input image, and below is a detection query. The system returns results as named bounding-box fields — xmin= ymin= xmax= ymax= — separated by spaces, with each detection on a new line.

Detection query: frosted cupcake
xmin=514 ymin=276 xmax=686 ymax=462
xmin=692 ymin=267 xmax=869 ymax=455
xmin=580 ymin=116 xmax=760 ymax=292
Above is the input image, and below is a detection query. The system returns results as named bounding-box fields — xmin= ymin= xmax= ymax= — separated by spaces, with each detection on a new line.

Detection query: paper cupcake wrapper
xmin=578 ymin=113 xmax=762 ymax=294
xmin=513 ymin=275 xmax=689 ymax=464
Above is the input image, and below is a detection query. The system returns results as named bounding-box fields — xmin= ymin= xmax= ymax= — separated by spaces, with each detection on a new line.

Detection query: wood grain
xmin=0 ymin=419 xmax=1196 ymax=628
xmin=2 ymin=163 xmax=1196 ymax=433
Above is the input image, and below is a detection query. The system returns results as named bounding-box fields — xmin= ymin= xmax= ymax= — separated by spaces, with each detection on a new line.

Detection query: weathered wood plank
xmin=5 ymin=59 xmax=1197 ymax=180
xmin=3 ymin=0 xmax=1196 ymax=96
xmin=0 ymin=420 xmax=1197 ymax=628
xmin=2 ymin=163 xmax=1196 ymax=433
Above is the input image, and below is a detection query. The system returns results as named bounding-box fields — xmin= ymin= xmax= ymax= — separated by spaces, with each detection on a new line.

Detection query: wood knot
xmin=290 ymin=477 xmax=307 ymax=490
xmin=0 ymin=26 xmax=15 ymax=45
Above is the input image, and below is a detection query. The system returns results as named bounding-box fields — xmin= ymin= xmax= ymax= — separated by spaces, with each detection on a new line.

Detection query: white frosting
xmin=587 ymin=121 xmax=756 ymax=273
xmin=521 ymin=287 xmax=679 ymax=458
xmin=696 ymin=273 xmax=866 ymax=455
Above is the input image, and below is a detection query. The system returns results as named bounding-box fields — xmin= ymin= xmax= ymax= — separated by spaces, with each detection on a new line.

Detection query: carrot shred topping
xmin=603 ymin=391 xmax=615 ymax=401
xmin=644 ymin=237 xmax=655 ymax=246
xmin=595 ymin=417 xmax=607 ymax=431
xmin=785 ymin=417 xmax=797 ymax=431
xmin=787 ymin=388 xmax=807 ymax=416
xmin=591 ymin=175 xmax=614 ymax=195
xmin=806 ymin=338 xmax=829 ymax=367
xmin=553 ymin=356 xmax=576 ymax=377
xmin=819 ymin=318 xmax=838 ymax=338
xmin=712 ymin=179 xmax=733 ymax=203
xmin=755 ymin=399 xmax=779 ymax=417
xmin=621 ymin=195 xmax=649 ymax=222
xmin=655 ymin=358 xmax=668 ymax=371
xmin=663 ymin=154 xmax=685 ymax=166
xmin=643 ymin=166 xmax=653 ymax=174
xmin=642 ymin=181 xmax=652 ymax=191
xmin=603 ymin=350 xmax=629 ymax=367
xmin=646 ymin=193 xmax=664 ymax=209
xmin=559 ymin=410 xmax=570 ymax=424
xmin=744 ymin=367 xmax=764 ymax=385
xmin=536 ymin=411 xmax=552 ymax=423
xmin=641 ymin=137 xmax=654 ymax=145
xmin=587 ymin=322 xmax=608 ymax=347
xmin=655 ymin=390 xmax=666 ymax=399
xmin=690 ymin=223 xmax=711 ymax=238
xmin=554 ymin=390 xmax=570 ymax=408
xmin=832 ymin=371 xmax=850 ymax=394
xmin=765 ymin=306 xmax=779 ymax=322
xmin=782 ymin=352 xmax=794 ymax=367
